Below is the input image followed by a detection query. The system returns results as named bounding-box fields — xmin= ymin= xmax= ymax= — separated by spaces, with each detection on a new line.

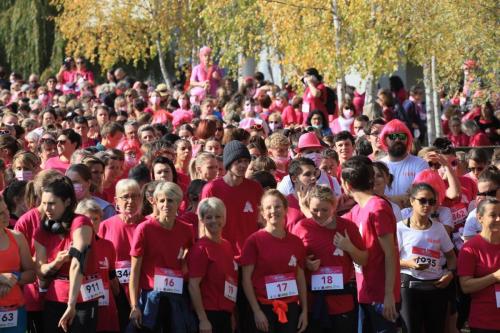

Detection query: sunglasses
xmin=477 ymin=189 xmax=498 ymax=197
xmin=387 ymin=133 xmax=408 ymax=141
xmin=468 ymin=166 xmax=485 ymax=173
xmin=412 ymin=197 xmax=437 ymax=206
xmin=428 ymin=162 xmax=441 ymax=169
xmin=57 ymin=140 xmax=67 ymax=145
xmin=250 ymin=124 xmax=263 ymax=130
xmin=0 ymin=129 xmax=10 ymax=136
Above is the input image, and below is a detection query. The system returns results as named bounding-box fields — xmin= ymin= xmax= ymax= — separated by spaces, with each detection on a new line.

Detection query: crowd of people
xmin=0 ymin=47 xmax=499 ymax=333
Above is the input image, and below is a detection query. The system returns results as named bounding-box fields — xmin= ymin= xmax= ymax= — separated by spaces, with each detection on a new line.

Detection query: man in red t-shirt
xmin=201 ymin=140 xmax=263 ymax=259
xmin=341 ymin=156 xmax=400 ymax=332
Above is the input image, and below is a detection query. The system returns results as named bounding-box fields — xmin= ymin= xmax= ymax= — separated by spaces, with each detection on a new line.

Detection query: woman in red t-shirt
xmin=240 ymin=189 xmax=308 ymax=333
xmin=301 ymin=68 xmax=327 ymax=122
xmin=188 ymin=197 xmax=237 ymax=333
xmin=0 ymin=196 xmax=35 ymax=333
xmin=33 ymin=177 xmax=98 ymax=332
xmin=458 ymin=198 xmax=500 ymax=332
xmin=292 ymin=185 xmax=366 ymax=332
xmin=129 ymin=182 xmax=194 ymax=331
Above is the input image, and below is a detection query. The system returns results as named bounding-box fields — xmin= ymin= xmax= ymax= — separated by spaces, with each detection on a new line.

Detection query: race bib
xmin=224 ymin=276 xmax=237 ymax=302
xmin=116 ymin=261 xmax=131 ymax=284
xmin=265 ymin=273 xmax=298 ymax=300
xmin=302 ymin=102 xmax=310 ymax=114
xmin=311 ymin=266 xmax=343 ymax=291
xmin=451 ymin=206 xmax=468 ymax=227
xmin=495 ymin=284 xmax=500 ymax=308
xmin=98 ymin=289 xmax=110 ymax=307
xmin=80 ymin=277 xmax=105 ymax=302
xmin=153 ymin=268 xmax=183 ymax=294
xmin=0 ymin=308 xmax=18 ymax=328
xmin=412 ymin=247 xmax=440 ymax=272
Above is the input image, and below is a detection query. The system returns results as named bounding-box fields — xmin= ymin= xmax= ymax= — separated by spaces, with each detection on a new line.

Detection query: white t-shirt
xmin=397 ymin=220 xmax=454 ymax=280
xmin=277 ymin=171 xmax=342 ymax=197
xmin=401 ymin=206 xmax=453 ymax=229
xmin=382 ymin=154 xmax=429 ymax=196
xmin=391 ymin=201 xmax=403 ymax=222
xmin=463 ymin=208 xmax=482 ymax=238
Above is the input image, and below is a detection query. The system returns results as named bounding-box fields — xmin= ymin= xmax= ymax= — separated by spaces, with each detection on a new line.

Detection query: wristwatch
xmin=12 ymin=271 xmax=21 ymax=282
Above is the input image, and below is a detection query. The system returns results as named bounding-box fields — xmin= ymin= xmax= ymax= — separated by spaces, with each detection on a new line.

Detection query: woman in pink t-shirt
xmin=458 ymin=198 xmax=500 ymax=332
xmin=190 ymin=46 xmax=223 ymax=99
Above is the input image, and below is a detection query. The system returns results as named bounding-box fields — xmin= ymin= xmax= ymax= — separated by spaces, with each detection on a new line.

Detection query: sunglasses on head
xmin=477 ymin=188 xmax=498 ymax=197
xmin=412 ymin=197 xmax=437 ymax=206
xmin=387 ymin=133 xmax=408 ymax=141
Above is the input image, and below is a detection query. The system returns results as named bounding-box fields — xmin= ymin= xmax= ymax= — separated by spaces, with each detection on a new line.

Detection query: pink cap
xmin=296 ymin=132 xmax=324 ymax=153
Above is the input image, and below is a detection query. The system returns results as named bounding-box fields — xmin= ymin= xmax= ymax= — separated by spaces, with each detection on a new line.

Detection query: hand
xmin=404 ymin=258 xmax=428 ymax=270
xmin=254 ymin=309 xmax=269 ymax=332
xmin=382 ymin=294 xmax=398 ymax=322
xmin=434 ymin=271 xmax=454 ymax=289
xmin=0 ymin=273 xmax=17 ymax=288
xmin=493 ymin=268 xmax=500 ymax=282
xmin=129 ymin=306 xmax=143 ymax=328
xmin=199 ymin=319 xmax=212 ymax=333
xmin=297 ymin=310 xmax=308 ymax=333
xmin=58 ymin=304 xmax=76 ymax=332
xmin=55 ymin=250 xmax=70 ymax=267
xmin=306 ymin=255 xmax=321 ymax=272
xmin=333 ymin=231 xmax=353 ymax=252
xmin=0 ymin=284 xmax=12 ymax=298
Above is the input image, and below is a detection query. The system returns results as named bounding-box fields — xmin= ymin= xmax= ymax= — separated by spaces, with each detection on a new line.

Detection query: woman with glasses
xmin=306 ymin=110 xmax=332 ymax=138
xmin=465 ymin=148 xmax=490 ymax=185
xmin=398 ymin=183 xmax=456 ymax=333
xmin=98 ymin=179 xmax=148 ymax=331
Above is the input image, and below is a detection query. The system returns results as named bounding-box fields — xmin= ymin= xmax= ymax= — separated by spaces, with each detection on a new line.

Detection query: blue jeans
xmin=1 ymin=306 xmax=27 ymax=333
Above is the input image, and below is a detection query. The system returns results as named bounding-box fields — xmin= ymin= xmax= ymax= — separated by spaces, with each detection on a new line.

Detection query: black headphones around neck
xmin=42 ymin=210 xmax=74 ymax=235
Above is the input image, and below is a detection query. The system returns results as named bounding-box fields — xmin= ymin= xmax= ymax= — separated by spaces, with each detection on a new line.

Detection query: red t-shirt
xmin=342 ymin=196 xmax=400 ymax=304
xmin=240 ymin=229 xmax=306 ymax=301
xmin=201 ymin=178 xmax=263 ymax=259
xmin=285 ymin=194 xmax=305 ymax=232
xmin=178 ymin=211 xmax=199 ymax=240
xmin=176 ymin=169 xmax=191 ymax=195
xmin=447 ymin=133 xmax=469 ymax=147
xmin=470 ymin=132 xmax=491 ymax=147
xmin=302 ymin=83 xmax=328 ymax=121
xmin=281 ymin=106 xmax=303 ymax=126
xmin=130 ymin=217 xmax=194 ymax=290
xmin=292 ymin=217 xmax=365 ymax=314
xmin=458 ymin=235 xmax=500 ymax=330
xmin=34 ymin=215 xmax=97 ymax=303
xmin=15 ymin=209 xmax=43 ymax=311
xmin=94 ymin=237 xmax=119 ymax=332
xmin=188 ymin=237 xmax=238 ymax=312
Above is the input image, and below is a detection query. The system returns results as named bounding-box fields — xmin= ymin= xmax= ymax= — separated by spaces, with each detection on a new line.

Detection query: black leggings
xmin=206 ymin=311 xmax=232 ymax=333
xmin=114 ymin=285 xmax=131 ymax=332
xmin=256 ymin=302 xmax=300 ymax=333
xmin=305 ymin=309 xmax=357 ymax=332
xmin=27 ymin=310 xmax=44 ymax=333
xmin=43 ymin=300 xmax=98 ymax=333
xmin=400 ymin=275 xmax=448 ymax=333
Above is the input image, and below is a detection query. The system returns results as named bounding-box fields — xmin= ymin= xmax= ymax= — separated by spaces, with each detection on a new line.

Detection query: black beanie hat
xmin=223 ymin=140 xmax=251 ymax=170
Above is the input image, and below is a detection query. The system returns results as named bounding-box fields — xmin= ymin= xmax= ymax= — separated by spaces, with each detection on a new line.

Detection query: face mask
xmin=343 ymin=109 xmax=354 ymax=119
xmin=151 ymin=96 xmax=160 ymax=105
xmin=312 ymin=124 xmax=321 ymax=129
xmin=15 ymin=170 xmax=33 ymax=181
xmin=73 ymin=183 xmax=86 ymax=200
xmin=273 ymin=156 xmax=289 ymax=166
xmin=38 ymin=94 xmax=48 ymax=102
xmin=303 ymin=152 xmax=322 ymax=167
xmin=269 ymin=123 xmax=276 ymax=131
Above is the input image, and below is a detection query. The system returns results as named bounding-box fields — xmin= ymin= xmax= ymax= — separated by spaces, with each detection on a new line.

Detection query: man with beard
xmin=380 ymin=119 xmax=428 ymax=205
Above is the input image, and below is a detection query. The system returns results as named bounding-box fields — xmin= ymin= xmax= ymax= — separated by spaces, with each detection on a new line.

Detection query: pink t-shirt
xmin=342 ymin=196 xmax=400 ymax=304
xmin=43 ymin=156 xmax=70 ymax=174
xmin=458 ymin=235 xmax=500 ymax=330
xmin=201 ymin=178 xmax=263 ymax=260
xmin=190 ymin=64 xmax=222 ymax=97
xmin=130 ymin=217 xmax=194 ymax=290
xmin=240 ymin=229 xmax=306 ymax=301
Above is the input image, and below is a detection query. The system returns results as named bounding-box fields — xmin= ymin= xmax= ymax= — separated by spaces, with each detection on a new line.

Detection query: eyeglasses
xmin=118 ymin=194 xmax=140 ymax=201
xmin=250 ymin=124 xmax=263 ymax=130
xmin=477 ymin=188 xmax=498 ymax=197
xmin=412 ymin=197 xmax=437 ymax=206
xmin=468 ymin=166 xmax=485 ymax=173
xmin=57 ymin=140 xmax=67 ymax=145
xmin=387 ymin=133 xmax=408 ymax=141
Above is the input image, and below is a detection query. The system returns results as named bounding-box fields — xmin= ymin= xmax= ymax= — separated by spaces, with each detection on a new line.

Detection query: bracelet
xmin=12 ymin=271 xmax=21 ymax=282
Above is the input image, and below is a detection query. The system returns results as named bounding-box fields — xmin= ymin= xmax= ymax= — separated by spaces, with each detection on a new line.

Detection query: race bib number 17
xmin=265 ymin=273 xmax=298 ymax=300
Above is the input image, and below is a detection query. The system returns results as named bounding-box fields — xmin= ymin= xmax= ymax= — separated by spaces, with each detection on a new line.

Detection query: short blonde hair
xmin=115 ymin=179 xmax=140 ymax=197
xmin=198 ymin=197 xmax=226 ymax=237
xmin=153 ymin=181 xmax=183 ymax=204
xmin=306 ymin=185 xmax=336 ymax=206
xmin=75 ymin=198 xmax=103 ymax=216
xmin=265 ymin=133 xmax=289 ymax=150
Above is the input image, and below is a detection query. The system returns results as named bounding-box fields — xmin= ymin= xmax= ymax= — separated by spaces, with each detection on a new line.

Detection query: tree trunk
xmin=431 ymin=55 xmax=442 ymax=138
xmin=364 ymin=72 xmax=377 ymax=114
xmin=423 ymin=61 xmax=435 ymax=144
xmin=156 ymin=37 xmax=173 ymax=90
xmin=332 ymin=0 xmax=345 ymax=107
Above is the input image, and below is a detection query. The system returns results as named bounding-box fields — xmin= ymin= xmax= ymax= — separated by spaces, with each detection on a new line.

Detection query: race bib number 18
xmin=153 ymin=268 xmax=183 ymax=294
xmin=0 ymin=308 xmax=18 ymax=328
xmin=311 ymin=266 xmax=343 ymax=291
xmin=265 ymin=273 xmax=298 ymax=300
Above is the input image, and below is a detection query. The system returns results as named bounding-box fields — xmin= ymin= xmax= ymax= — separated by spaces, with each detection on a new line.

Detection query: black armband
xmin=68 ymin=245 xmax=91 ymax=275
